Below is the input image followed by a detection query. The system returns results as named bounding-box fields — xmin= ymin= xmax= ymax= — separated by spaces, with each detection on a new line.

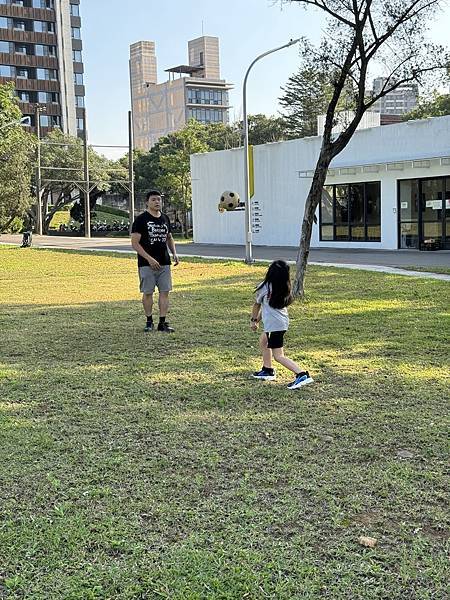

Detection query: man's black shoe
xmin=157 ymin=322 xmax=174 ymax=333
xmin=144 ymin=322 xmax=154 ymax=332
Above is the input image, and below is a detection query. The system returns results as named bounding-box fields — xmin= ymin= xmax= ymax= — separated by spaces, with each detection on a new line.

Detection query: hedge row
xmin=94 ymin=204 xmax=129 ymax=217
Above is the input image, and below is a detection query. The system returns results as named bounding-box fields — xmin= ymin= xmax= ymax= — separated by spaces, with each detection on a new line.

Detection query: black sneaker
xmin=144 ymin=322 xmax=154 ymax=332
xmin=252 ymin=368 xmax=276 ymax=381
xmin=157 ymin=322 xmax=174 ymax=333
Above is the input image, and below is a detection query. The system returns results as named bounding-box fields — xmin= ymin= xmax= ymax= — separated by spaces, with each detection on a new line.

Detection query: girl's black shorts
xmin=266 ymin=331 xmax=286 ymax=349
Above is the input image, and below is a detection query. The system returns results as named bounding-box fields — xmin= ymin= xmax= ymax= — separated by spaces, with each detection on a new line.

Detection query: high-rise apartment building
xmin=0 ymin=0 xmax=85 ymax=137
xmin=371 ymin=77 xmax=418 ymax=115
xmin=130 ymin=35 xmax=232 ymax=150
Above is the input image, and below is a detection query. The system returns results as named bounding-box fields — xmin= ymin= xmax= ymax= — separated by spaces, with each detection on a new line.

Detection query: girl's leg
xmin=260 ymin=333 xmax=273 ymax=369
xmin=272 ymin=347 xmax=301 ymax=374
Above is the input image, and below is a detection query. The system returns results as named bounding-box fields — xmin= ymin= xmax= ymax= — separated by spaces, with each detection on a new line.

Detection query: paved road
xmin=1 ymin=234 xmax=449 ymax=280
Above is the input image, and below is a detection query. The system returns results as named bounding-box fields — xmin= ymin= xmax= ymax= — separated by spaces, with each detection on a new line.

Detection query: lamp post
xmin=35 ymin=104 xmax=46 ymax=236
xmin=242 ymin=38 xmax=300 ymax=264
xmin=128 ymin=110 xmax=135 ymax=232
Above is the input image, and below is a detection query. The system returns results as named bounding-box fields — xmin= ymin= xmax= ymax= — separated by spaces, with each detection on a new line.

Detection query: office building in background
xmin=130 ymin=35 xmax=232 ymax=150
xmin=0 ymin=0 xmax=85 ymax=137
xmin=371 ymin=77 xmax=418 ymax=115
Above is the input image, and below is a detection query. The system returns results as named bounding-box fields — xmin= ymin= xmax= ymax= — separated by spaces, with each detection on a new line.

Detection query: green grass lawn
xmin=0 ymin=248 xmax=448 ymax=599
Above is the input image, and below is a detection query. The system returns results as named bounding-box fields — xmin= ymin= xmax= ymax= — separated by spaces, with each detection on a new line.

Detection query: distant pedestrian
xmin=250 ymin=260 xmax=313 ymax=389
xmin=131 ymin=190 xmax=179 ymax=332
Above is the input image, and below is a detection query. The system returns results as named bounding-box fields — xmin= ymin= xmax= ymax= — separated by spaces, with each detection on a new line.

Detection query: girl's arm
xmin=250 ymin=302 xmax=261 ymax=331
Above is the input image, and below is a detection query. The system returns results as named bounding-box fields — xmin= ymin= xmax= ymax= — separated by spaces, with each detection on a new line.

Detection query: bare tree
xmin=278 ymin=0 xmax=449 ymax=297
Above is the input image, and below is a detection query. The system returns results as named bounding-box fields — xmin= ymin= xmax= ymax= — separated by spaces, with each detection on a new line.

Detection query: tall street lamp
xmin=243 ymin=38 xmax=300 ymax=264
xmin=35 ymin=104 xmax=46 ymax=236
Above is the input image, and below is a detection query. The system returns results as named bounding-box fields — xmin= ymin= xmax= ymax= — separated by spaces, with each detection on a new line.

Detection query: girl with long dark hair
xmin=250 ymin=260 xmax=313 ymax=390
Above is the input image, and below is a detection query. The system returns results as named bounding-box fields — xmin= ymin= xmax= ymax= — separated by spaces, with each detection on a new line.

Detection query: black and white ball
xmin=218 ymin=190 xmax=240 ymax=212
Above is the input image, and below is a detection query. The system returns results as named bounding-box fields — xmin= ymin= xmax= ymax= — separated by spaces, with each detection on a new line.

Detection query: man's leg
xmin=157 ymin=291 xmax=174 ymax=332
xmin=158 ymin=291 xmax=169 ymax=318
xmin=143 ymin=293 xmax=154 ymax=331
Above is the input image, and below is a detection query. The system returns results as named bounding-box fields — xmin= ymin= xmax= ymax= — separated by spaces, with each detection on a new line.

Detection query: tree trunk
xmin=181 ymin=208 xmax=188 ymax=239
xmin=41 ymin=191 xmax=49 ymax=234
xmin=293 ymin=154 xmax=332 ymax=298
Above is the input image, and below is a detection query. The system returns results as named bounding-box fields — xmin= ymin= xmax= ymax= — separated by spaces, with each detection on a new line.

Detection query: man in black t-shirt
xmin=131 ymin=190 xmax=179 ymax=332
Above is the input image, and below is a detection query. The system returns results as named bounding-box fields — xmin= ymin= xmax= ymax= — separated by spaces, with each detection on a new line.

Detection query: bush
xmin=95 ymin=204 xmax=129 ymax=217
xmin=2 ymin=217 xmax=24 ymax=233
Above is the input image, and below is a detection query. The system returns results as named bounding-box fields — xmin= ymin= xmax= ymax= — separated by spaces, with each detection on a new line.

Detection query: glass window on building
xmin=75 ymin=95 xmax=84 ymax=108
xmin=72 ymin=50 xmax=82 ymax=62
xmin=0 ymin=64 xmax=13 ymax=77
xmin=14 ymin=21 xmax=26 ymax=31
xmin=187 ymin=87 xmax=225 ymax=106
xmin=77 ymin=117 xmax=84 ymax=130
xmin=399 ymin=177 xmax=449 ymax=249
xmin=320 ymin=181 xmax=381 ymax=242
xmin=35 ymin=44 xmax=56 ymax=57
xmin=33 ymin=0 xmax=55 ymax=8
xmin=0 ymin=17 xmax=8 ymax=28
xmin=37 ymin=68 xmax=57 ymax=80
xmin=34 ymin=21 xmax=55 ymax=33
xmin=71 ymin=27 xmax=81 ymax=39
xmin=0 ymin=41 xmax=10 ymax=53
xmin=40 ymin=114 xmax=60 ymax=127
xmin=15 ymin=44 xmax=29 ymax=54
xmin=70 ymin=3 xmax=79 ymax=16
xmin=73 ymin=72 xmax=83 ymax=85
xmin=16 ymin=67 xmax=29 ymax=79
xmin=17 ymin=90 xmax=30 ymax=102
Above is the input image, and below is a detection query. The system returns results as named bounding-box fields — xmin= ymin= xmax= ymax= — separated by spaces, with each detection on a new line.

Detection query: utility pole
xmin=128 ymin=110 xmax=135 ymax=231
xmin=83 ymin=107 xmax=90 ymax=238
xmin=35 ymin=105 xmax=43 ymax=236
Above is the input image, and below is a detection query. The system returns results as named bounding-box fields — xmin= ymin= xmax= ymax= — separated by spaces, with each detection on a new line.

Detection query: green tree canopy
xmin=38 ymin=129 xmax=126 ymax=233
xmin=279 ymin=67 xmax=356 ymax=138
xmin=404 ymin=93 xmax=450 ymax=120
xmin=245 ymin=113 xmax=288 ymax=145
xmin=0 ymin=83 xmax=35 ymax=231
xmin=155 ymin=120 xmax=210 ymax=236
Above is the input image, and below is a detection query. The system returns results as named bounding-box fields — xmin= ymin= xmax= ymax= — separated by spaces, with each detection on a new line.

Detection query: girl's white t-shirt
xmin=255 ymin=283 xmax=289 ymax=333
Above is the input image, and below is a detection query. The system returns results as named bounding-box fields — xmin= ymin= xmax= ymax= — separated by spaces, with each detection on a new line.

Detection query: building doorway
xmin=398 ymin=176 xmax=450 ymax=250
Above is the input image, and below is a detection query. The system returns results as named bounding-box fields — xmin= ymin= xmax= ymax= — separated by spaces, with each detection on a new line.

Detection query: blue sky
xmin=81 ymin=0 xmax=450 ymax=157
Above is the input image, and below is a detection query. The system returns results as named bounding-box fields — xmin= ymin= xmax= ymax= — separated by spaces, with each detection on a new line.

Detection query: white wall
xmin=191 ymin=116 xmax=450 ymax=249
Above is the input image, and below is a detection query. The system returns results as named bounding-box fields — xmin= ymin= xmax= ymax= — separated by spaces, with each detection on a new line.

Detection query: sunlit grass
xmin=0 ymin=246 xmax=449 ymax=599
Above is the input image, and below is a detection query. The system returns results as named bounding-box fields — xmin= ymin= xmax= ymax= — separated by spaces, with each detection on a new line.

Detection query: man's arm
xmin=166 ymin=233 xmax=179 ymax=266
xmin=131 ymin=232 xmax=160 ymax=270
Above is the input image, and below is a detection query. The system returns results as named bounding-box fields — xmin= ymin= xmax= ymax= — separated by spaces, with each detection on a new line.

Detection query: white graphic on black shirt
xmin=147 ymin=220 xmax=168 ymax=244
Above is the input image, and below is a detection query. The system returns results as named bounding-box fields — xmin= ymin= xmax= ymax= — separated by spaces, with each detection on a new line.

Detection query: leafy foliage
xmin=155 ymin=120 xmax=210 ymax=236
xmin=280 ymin=67 xmax=356 ymax=138
xmin=404 ymin=93 xmax=450 ymax=120
xmin=37 ymin=130 xmax=128 ymax=233
xmin=0 ymin=83 xmax=35 ymax=231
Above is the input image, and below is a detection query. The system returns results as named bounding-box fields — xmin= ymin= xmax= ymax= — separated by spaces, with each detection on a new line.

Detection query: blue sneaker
xmin=287 ymin=371 xmax=314 ymax=390
xmin=252 ymin=368 xmax=276 ymax=381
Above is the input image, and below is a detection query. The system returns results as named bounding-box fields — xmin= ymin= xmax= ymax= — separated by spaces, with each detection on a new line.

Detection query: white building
xmin=191 ymin=115 xmax=450 ymax=251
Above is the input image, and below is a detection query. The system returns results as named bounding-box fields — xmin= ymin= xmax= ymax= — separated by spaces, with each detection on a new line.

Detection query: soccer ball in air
xmin=218 ymin=190 xmax=240 ymax=212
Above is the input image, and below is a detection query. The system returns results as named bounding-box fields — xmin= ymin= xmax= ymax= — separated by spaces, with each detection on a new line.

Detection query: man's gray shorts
xmin=139 ymin=265 xmax=172 ymax=294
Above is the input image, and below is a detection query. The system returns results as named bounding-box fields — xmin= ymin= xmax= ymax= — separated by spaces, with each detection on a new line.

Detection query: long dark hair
xmin=255 ymin=260 xmax=293 ymax=309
